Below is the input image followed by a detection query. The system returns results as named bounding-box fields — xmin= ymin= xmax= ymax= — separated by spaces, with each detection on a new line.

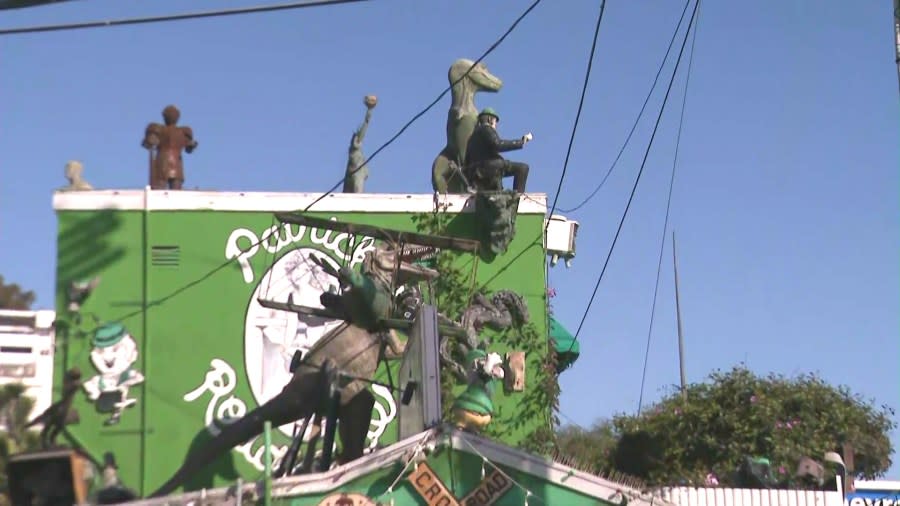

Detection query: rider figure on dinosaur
xmin=464 ymin=107 xmax=533 ymax=193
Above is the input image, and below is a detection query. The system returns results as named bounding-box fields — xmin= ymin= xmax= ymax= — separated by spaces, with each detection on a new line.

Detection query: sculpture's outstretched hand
xmin=522 ymin=132 xmax=533 ymax=144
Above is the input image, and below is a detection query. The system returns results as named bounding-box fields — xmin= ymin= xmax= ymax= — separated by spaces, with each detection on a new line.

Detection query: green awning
xmin=549 ymin=317 xmax=580 ymax=372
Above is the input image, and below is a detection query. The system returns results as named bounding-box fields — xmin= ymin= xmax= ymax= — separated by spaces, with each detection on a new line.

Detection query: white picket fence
xmin=656 ymin=486 xmax=842 ymax=506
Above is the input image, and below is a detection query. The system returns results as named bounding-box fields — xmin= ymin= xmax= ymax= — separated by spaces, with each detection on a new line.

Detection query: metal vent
xmin=151 ymin=245 xmax=180 ymax=267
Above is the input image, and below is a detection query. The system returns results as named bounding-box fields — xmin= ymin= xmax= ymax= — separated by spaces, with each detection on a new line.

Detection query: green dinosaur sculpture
xmin=431 ymin=58 xmax=503 ymax=194
xmin=475 ymin=190 xmax=521 ymax=256
xmin=451 ymin=349 xmax=505 ymax=433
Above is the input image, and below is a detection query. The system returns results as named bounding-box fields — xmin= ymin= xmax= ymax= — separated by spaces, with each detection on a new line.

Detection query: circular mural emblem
xmin=317 ymin=493 xmax=376 ymax=506
xmin=243 ymin=247 xmax=397 ymax=443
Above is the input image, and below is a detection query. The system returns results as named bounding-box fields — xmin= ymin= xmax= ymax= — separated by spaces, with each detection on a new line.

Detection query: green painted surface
xmin=54 ymin=204 xmax=550 ymax=496
xmin=275 ymin=444 xmax=608 ymax=505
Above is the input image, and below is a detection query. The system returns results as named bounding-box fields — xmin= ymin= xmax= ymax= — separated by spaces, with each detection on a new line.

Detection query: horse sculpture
xmin=149 ymin=242 xmax=438 ymax=498
xmin=431 ymin=58 xmax=503 ymax=194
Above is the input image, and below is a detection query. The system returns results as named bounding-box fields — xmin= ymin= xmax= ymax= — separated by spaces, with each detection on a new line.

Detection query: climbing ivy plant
xmin=411 ymin=204 xmax=560 ymax=455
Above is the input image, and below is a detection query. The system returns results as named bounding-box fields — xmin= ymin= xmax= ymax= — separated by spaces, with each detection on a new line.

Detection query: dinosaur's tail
xmin=149 ymin=389 xmax=316 ymax=498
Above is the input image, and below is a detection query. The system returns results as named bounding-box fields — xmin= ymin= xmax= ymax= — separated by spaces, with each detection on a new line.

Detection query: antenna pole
xmin=894 ymin=0 xmax=900 ymax=99
xmin=673 ymin=231 xmax=687 ymax=401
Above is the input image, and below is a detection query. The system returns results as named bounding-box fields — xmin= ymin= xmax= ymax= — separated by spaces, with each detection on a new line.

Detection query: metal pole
xmin=672 ymin=231 xmax=687 ymax=401
xmin=263 ymin=421 xmax=272 ymax=506
xmin=894 ymin=0 xmax=900 ymax=100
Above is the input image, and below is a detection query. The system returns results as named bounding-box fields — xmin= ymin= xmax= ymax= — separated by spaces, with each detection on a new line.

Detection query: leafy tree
xmin=557 ymin=366 xmax=896 ymax=487
xmin=0 ymin=276 xmax=35 ymax=310
xmin=0 ymin=384 xmax=40 ymax=504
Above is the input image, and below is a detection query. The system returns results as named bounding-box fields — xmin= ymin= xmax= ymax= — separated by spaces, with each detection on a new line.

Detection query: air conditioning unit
xmin=544 ymin=215 xmax=578 ymax=268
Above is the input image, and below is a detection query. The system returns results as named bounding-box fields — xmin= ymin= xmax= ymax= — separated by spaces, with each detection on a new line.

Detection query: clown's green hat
xmin=93 ymin=322 xmax=127 ymax=349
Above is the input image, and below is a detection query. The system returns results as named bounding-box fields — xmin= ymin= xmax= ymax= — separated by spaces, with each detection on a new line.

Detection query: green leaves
xmin=558 ymin=365 xmax=896 ymax=486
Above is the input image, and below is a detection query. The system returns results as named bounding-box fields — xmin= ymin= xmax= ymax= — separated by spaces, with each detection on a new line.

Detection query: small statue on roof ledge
xmin=142 ymin=104 xmax=198 ymax=190
xmin=59 ymin=160 xmax=93 ymax=192
xmin=343 ymin=95 xmax=377 ymax=193
xmin=451 ymin=349 xmax=505 ymax=433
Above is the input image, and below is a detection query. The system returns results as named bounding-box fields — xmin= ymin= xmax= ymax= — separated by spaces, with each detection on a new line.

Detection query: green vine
xmin=411 ymin=204 xmax=560 ymax=455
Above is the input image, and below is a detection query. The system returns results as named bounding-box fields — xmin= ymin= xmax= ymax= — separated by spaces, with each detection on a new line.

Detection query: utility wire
xmin=637 ymin=0 xmax=701 ymax=416
xmin=101 ymin=0 xmax=544 ymax=325
xmin=545 ymin=0 xmax=607 ymax=226
xmin=559 ymin=0 xmax=691 ymax=214
xmin=565 ymin=0 xmax=701 ymax=353
xmin=300 ymin=0 xmax=544 ymax=215
xmin=0 ymin=0 xmax=369 ymax=36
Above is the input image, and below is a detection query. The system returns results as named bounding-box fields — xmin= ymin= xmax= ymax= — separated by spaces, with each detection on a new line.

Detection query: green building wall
xmin=53 ymin=190 xmax=552 ymax=496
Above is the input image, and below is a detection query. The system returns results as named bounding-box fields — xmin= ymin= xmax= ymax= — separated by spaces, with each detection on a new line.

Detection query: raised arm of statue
xmin=485 ymin=127 xmax=524 ymax=153
xmin=142 ymin=123 xmax=162 ymax=150
xmin=182 ymin=126 xmax=198 ymax=154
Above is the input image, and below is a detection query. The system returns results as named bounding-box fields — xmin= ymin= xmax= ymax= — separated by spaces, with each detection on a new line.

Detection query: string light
xmin=525 ymin=490 xmax=532 ymax=505
xmin=481 ymin=457 xmax=487 ymax=480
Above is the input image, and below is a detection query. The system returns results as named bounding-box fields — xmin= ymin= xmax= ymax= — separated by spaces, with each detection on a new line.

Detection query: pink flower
xmin=547 ymin=287 xmax=558 ymax=298
xmin=750 ymin=395 xmax=758 ymax=404
xmin=775 ymin=421 xmax=783 ymax=429
xmin=792 ymin=419 xmax=801 ymax=425
xmin=778 ymin=466 xmax=786 ymax=474
xmin=785 ymin=422 xmax=793 ymax=429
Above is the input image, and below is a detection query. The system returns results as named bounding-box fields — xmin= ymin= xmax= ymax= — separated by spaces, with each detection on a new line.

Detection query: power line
xmin=545 ymin=0 xmax=608 ymax=225
xmin=101 ymin=0 xmax=545 ymax=325
xmin=0 ymin=0 xmax=369 ymax=36
xmin=565 ymin=0 xmax=702 ymax=353
xmin=559 ymin=0 xmax=691 ymax=215
xmin=299 ymin=0 xmax=545 ymax=215
xmin=637 ymin=0 xmax=701 ymax=416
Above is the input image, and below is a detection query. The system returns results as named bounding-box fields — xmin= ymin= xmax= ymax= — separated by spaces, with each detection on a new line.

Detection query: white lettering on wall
xmin=224 ymin=220 xmax=376 ymax=284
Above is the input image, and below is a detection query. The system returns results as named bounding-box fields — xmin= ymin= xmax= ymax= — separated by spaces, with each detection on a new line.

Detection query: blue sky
xmin=1 ymin=0 xmax=897 ymax=476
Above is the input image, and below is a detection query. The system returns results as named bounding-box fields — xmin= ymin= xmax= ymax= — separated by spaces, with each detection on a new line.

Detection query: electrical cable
xmin=0 ymin=0 xmax=369 ymax=36
xmin=564 ymin=0 xmax=701 ymax=354
xmin=100 ymin=0 xmax=544 ymax=326
xmin=558 ymin=0 xmax=691 ymax=214
xmin=544 ymin=0 xmax=607 ymax=226
xmin=299 ymin=0 xmax=545 ymax=215
xmin=637 ymin=0 xmax=701 ymax=415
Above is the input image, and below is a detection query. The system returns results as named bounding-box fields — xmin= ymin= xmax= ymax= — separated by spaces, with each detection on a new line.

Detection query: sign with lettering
xmin=407 ymin=461 xmax=512 ymax=506
xmin=459 ymin=469 xmax=513 ymax=506
xmin=316 ymin=492 xmax=377 ymax=506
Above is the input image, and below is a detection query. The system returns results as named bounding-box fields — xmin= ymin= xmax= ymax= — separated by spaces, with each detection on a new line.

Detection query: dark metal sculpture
xmin=58 ymin=160 xmax=93 ymax=192
xmin=24 ymin=368 xmax=81 ymax=449
xmin=431 ymin=58 xmax=503 ymax=194
xmin=141 ymin=105 xmax=198 ymax=190
xmin=474 ymin=190 xmax=521 ymax=256
xmin=464 ymin=107 xmax=532 ymax=193
xmin=149 ymin=241 xmax=439 ymax=498
xmin=343 ymin=95 xmax=377 ymax=193
xmin=439 ymin=290 xmax=529 ymax=380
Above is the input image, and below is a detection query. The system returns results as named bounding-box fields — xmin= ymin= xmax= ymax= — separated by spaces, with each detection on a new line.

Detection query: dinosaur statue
xmin=431 ymin=58 xmax=503 ymax=194
xmin=24 ymin=368 xmax=81 ymax=449
xmin=451 ymin=349 xmax=505 ymax=433
xmin=150 ymin=242 xmax=439 ymax=498
xmin=58 ymin=160 xmax=93 ymax=192
xmin=343 ymin=95 xmax=377 ymax=193
xmin=439 ymin=289 xmax=530 ymax=380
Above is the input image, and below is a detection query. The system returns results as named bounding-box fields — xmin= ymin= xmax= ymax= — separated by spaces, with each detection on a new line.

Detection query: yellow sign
xmin=460 ymin=469 xmax=513 ymax=506
xmin=408 ymin=462 xmax=460 ymax=506
xmin=407 ymin=462 xmax=513 ymax=506
xmin=317 ymin=492 xmax=377 ymax=506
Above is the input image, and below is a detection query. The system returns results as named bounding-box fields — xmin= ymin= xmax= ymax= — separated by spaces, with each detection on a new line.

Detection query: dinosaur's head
xmin=449 ymin=58 xmax=503 ymax=95
xmin=363 ymin=241 xmax=440 ymax=285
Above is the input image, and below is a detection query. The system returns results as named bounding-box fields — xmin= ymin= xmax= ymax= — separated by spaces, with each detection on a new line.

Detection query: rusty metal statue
xmin=141 ymin=105 xmax=198 ymax=190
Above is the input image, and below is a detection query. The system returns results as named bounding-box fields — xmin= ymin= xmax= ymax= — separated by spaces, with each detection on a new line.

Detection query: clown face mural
xmin=82 ymin=322 xmax=145 ymax=425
